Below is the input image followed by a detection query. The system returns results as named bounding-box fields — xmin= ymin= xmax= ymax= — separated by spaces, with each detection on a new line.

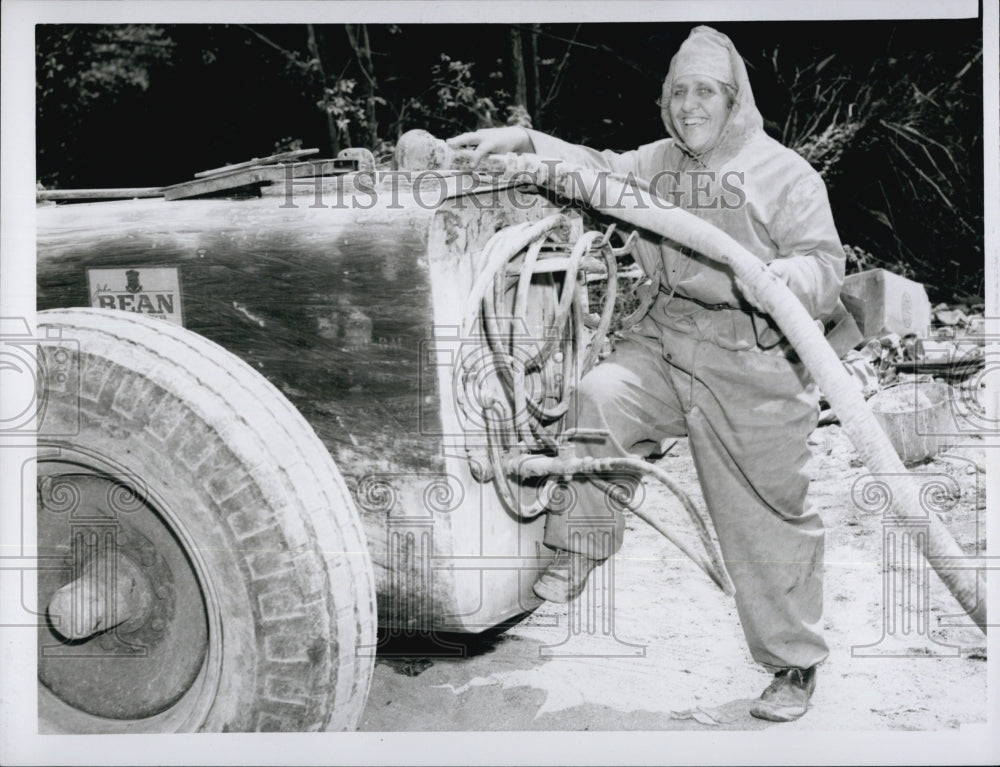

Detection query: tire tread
xmin=39 ymin=308 xmax=376 ymax=732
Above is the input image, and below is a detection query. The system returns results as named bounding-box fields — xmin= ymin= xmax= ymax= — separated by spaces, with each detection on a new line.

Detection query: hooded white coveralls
xmin=525 ymin=26 xmax=845 ymax=671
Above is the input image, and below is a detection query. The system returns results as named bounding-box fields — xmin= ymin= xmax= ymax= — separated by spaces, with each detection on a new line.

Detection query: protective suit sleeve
xmin=524 ymin=129 xmax=640 ymax=177
xmin=767 ymin=171 xmax=845 ymax=320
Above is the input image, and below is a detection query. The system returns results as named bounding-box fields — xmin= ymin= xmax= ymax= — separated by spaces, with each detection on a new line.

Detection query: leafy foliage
xmin=34 ymin=22 xmax=984 ymax=300
xmin=392 ymin=53 xmax=511 ymax=137
xmin=36 ymin=25 xmax=175 ymax=185
xmin=761 ymin=35 xmax=983 ymax=299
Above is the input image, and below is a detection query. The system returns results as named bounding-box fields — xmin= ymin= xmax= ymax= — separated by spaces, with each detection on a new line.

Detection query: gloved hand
xmin=447 ymin=127 xmax=533 ymax=167
xmin=735 ymin=259 xmax=791 ymax=314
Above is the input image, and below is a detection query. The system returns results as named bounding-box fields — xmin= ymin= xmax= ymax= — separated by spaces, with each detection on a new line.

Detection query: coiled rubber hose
xmin=451 ymin=215 xmax=734 ymax=593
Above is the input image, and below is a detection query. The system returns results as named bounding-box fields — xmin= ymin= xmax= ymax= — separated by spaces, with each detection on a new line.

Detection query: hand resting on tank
xmin=447 ymin=126 xmax=535 ymax=167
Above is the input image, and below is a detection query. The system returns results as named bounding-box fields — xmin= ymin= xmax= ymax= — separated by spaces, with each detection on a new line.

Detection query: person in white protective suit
xmin=449 ymin=25 xmax=845 ymax=722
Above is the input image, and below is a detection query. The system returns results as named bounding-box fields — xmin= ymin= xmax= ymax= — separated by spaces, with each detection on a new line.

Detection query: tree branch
xmin=305 ymin=24 xmax=340 ymax=153
xmin=238 ymin=24 xmax=306 ymax=68
xmin=540 ymin=23 xmax=582 ymax=113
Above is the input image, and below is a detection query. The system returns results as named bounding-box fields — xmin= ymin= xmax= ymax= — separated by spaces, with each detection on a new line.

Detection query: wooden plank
xmin=193 ymin=148 xmax=320 ymax=177
xmin=37 ymin=188 xmax=164 ymax=202
xmin=163 ymin=159 xmax=356 ymax=201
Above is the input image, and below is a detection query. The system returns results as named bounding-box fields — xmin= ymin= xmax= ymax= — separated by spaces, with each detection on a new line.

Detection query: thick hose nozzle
xmin=394 ymin=129 xmax=524 ymax=176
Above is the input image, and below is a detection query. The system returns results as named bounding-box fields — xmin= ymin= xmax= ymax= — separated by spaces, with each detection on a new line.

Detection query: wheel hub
xmin=37 ymin=472 xmax=210 ymax=720
xmin=47 ymin=545 xmax=155 ymax=641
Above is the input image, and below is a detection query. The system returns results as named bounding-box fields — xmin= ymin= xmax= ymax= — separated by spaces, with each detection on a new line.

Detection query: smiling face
xmin=664 ymin=74 xmax=732 ymax=154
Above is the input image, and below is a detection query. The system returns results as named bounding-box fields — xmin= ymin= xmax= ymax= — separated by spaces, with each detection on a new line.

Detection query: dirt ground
xmin=358 ymin=423 xmax=987 ymax=732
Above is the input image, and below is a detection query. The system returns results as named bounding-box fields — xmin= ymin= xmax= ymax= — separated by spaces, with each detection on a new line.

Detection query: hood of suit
xmin=661 ymin=26 xmax=764 ymax=164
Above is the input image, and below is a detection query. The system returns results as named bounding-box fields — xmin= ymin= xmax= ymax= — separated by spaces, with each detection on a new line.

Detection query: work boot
xmin=749 ymin=666 xmax=817 ymax=722
xmin=532 ymin=548 xmax=601 ymax=603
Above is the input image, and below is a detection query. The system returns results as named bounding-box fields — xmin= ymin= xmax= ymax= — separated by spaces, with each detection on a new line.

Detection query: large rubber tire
xmin=36 ymin=308 xmax=376 ymax=732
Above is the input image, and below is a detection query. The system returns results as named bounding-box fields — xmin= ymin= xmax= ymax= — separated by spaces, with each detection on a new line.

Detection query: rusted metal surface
xmin=36 ymin=174 xmax=579 ymax=632
xmin=37 ymin=188 xmax=442 ymax=477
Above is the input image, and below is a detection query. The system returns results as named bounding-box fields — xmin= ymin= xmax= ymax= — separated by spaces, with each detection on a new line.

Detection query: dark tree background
xmin=35 ymin=20 xmax=984 ymax=301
